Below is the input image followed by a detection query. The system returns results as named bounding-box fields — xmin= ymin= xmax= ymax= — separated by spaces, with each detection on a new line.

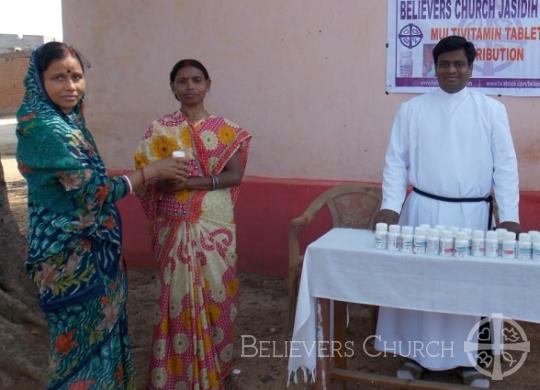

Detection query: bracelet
xmin=214 ymin=174 xmax=219 ymax=189
xmin=122 ymin=175 xmax=133 ymax=194
xmin=140 ymin=167 xmax=146 ymax=186
xmin=210 ymin=174 xmax=216 ymax=190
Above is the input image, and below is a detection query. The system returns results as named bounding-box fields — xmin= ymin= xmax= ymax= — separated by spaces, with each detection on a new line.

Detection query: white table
xmin=288 ymin=228 xmax=540 ymax=389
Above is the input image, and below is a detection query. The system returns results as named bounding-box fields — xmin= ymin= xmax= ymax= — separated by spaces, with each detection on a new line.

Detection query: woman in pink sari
xmin=134 ymin=59 xmax=251 ymax=389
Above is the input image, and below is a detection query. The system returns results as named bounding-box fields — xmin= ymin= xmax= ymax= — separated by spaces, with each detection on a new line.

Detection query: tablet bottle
xmin=518 ymin=233 xmax=532 ymax=260
xmin=471 ymin=230 xmax=485 ymax=257
xmin=485 ymin=231 xmax=498 ymax=258
xmin=375 ymin=223 xmax=388 ymax=249
xmin=502 ymin=232 xmax=516 ymax=259
xmin=387 ymin=224 xmax=401 ymax=251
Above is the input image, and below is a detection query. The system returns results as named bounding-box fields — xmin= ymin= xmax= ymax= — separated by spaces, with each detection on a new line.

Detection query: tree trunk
xmin=0 ymin=154 xmax=48 ymax=388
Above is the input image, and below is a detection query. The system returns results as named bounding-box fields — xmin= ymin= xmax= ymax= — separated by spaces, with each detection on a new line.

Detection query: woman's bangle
xmin=210 ymin=174 xmax=220 ymax=190
xmin=122 ymin=175 xmax=133 ymax=194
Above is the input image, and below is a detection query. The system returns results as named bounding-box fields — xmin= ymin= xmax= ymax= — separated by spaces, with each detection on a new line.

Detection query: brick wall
xmin=0 ymin=52 xmax=30 ymax=116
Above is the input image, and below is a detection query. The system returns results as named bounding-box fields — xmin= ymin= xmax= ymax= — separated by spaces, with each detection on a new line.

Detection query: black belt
xmin=412 ymin=187 xmax=494 ymax=230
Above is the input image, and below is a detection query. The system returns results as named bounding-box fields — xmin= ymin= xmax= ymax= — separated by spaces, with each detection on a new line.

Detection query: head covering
xmin=16 ymin=43 xmax=85 ymax=129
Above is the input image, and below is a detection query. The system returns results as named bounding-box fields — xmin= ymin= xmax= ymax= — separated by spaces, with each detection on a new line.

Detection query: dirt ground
xmin=3 ymin=156 xmax=540 ymax=390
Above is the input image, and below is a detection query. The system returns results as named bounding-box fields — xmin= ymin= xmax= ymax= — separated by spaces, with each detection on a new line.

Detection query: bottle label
xmin=375 ymin=232 xmax=387 ymax=249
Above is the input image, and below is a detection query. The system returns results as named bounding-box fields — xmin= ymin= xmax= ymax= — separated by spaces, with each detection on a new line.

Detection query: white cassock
xmin=375 ymin=87 xmax=519 ymax=370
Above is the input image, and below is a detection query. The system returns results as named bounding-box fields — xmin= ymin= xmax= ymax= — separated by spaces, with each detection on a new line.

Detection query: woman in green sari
xmin=16 ymin=41 xmax=187 ymax=389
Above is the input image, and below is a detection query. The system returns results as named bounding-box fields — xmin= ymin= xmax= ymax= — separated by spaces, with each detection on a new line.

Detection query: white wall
xmin=63 ymin=0 xmax=540 ymax=189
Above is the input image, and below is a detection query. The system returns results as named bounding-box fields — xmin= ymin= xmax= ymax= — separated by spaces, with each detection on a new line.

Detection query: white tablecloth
xmin=288 ymin=228 xmax=540 ymax=382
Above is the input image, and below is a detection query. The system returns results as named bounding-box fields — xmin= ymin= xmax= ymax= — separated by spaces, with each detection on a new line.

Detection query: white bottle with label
xmin=387 ymin=224 xmax=401 ymax=251
xmin=471 ymin=230 xmax=485 ymax=257
xmin=502 ymin=231 xmax=516 ymax=259
xmin=426 ymin=229 xmax=440 ymax=255
xmin=413 ymin=234 xmax=427 ymax=254
xmin=461 ymin=228 xmax=473 ymax=252
xmin=440 ymin=231 xmax=454 ymax=257
xmin=533 ymin=240 xmax=540 ymax=261
xmin=375 ymin=223 xmax=388 ymax=249
xmin=518 ymin=233 xmax=532 ymax=260
xmin=454 ymin=232 xmax=469 ymax=258
xmin=485 ymin=231 xmax=498 ymax=257
xmin=496 ymin=228 xmax=508 ymax=257
xmin=529 ymin=231 xmax=540 ymax=244
xmin=399 ymin=50 xmax=413 ymax=77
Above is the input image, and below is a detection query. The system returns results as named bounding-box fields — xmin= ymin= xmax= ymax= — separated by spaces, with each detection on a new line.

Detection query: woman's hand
xmin=126 ymin=157 xmax=188 ymax=193
xmin=145 ymin=157 xmax=188 ymax=182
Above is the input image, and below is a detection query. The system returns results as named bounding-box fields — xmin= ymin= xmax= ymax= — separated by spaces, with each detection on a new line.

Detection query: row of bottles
xmin=374 ymin=223 xmax=540 ymax=260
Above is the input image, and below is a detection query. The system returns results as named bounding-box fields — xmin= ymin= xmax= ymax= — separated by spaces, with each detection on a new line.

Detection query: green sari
xmin=16 ymin=46 xmax=135 ymax=389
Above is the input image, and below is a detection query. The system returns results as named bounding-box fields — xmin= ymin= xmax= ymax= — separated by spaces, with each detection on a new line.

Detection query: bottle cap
xmin=485 ymin=230 xmax=497 ymax=240
xmin=504 ymin=232 xmax=516 ymax=241
xmin=434 ymin=224 xmax=446 ymax=231
xmin=389 ymin=224 xmax=401 ymax=233
xmin=427 ymin=228 xmax=439 ymax=237
xmin=401 ymin=226 xmax=413 ymax=235
xmin=418 ymin=224 xmax=431 ymax=230
xmin=375 ymin=223 xmax=388 ymax=232
xmin=441 ymin=230 xmax=453 ymax=238
xmin=519 ymin=233 xmax=531 ymax=242
xmin=473 ymin=230 xmax=484 ymax=239
xmin=414 ymin=227 xmax=427 ymax=236
xmin=172 ymin=150 xmax=186 ymax=158
xmin=461 ymin=228 xmax=472 ymax=235
xmin=456 ymin=232 xmax=468 ymax=241
xmin=449 ymin=226 xmax=460 ymax=233
xmin=529 ymin=231 xmax=540 ymax=242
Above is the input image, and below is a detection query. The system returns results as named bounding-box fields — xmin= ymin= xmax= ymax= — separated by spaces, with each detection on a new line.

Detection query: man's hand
xmin=373 ymin=209 xmax=400 ymax=229
xmin=498 ymin=221 xmax=521 ymax=236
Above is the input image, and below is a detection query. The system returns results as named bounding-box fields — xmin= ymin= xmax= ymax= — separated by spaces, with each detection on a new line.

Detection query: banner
xmin=387 ymin=0 xmax=540 ymax=96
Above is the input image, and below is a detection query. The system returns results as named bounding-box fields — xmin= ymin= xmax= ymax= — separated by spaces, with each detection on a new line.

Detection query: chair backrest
xmin=327 ymin=183 xmax=382 ymax=229
xmin=301 ymin=183 xmax=382 ymax=230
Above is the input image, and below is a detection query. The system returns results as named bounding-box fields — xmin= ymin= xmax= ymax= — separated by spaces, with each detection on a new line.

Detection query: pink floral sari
xmin=134 ymin=111 xmax=251 ymax=390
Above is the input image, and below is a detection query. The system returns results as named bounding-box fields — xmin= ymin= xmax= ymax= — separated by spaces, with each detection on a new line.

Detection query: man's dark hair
xmin=432 ymin=36 xmax=476 ymax=65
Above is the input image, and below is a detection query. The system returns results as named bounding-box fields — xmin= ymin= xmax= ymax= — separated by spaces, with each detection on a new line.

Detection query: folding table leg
xmin=316 ymin=298 xmax=331 ymax=390
xmin=333 ymin=301 xmax=348 ymax=389
xmin=333 ymin=301 xmax=347 ymax=369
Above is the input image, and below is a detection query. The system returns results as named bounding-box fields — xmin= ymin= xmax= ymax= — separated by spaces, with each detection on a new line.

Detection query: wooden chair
xmin=288 ymin=182 xmax=382 ymax=330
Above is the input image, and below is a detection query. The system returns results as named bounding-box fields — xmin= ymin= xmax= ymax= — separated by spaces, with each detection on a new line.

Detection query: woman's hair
xmin=169 ymin=59 xmax=210 ymax=82
xmin=36 ymin=41 xmax=88 ymax=73
xmin=432 ymin=35 xmax=476 ymax=65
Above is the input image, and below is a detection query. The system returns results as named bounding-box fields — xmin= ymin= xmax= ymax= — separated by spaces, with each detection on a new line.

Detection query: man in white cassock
xmin=374 ymin=36 xmax=520 ymax=388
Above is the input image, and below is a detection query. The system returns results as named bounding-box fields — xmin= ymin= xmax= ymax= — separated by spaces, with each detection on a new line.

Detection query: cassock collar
xmin=436 ymin=87 xmax=469 ymax=102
